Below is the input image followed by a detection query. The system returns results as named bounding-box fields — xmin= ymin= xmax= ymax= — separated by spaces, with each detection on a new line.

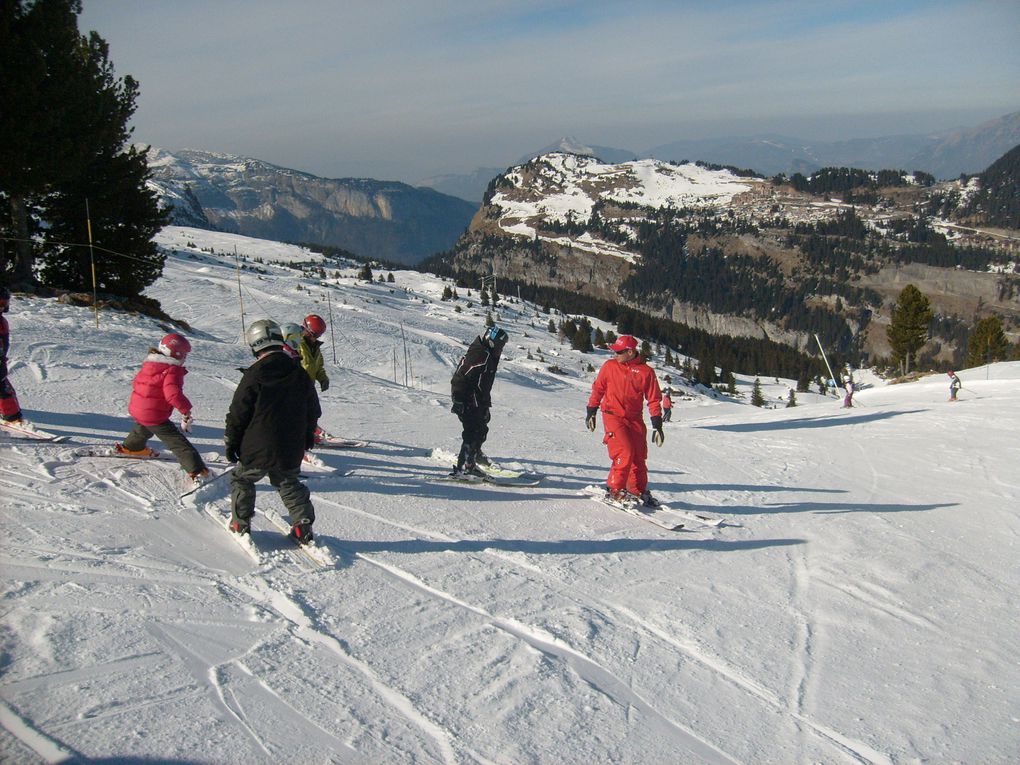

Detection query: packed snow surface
xmin=1 ymin=227 xmax=1017 ymax=764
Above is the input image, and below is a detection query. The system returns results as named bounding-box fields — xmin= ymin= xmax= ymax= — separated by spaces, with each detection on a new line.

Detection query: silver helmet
xmin=244 ymin=319 xmax=285 ymax=355
xmin=280 ymin=322 xmax=304 ymax=353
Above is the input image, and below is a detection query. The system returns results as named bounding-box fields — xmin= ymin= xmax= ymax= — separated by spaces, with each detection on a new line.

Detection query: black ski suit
xmin=450 ymin=335 xmax=504 ymax=468
xmin=225 ymin=350 xmax=321 ymax=527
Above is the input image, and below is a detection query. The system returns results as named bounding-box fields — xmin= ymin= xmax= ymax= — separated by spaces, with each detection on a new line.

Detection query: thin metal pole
xmin=400 ymin=322 xmax=409 ymax=387
xmin=814 ymin=334 xmax=838 ymax=396
xmin=234 ymin=246 xmax=246 ymax=340
xmin=85 ymin=199 xmax=99 ymax=328
xmin=327 ymin=291 xmax=337 ymax=365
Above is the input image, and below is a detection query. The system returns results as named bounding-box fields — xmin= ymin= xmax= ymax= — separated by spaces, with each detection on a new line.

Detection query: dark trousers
xmin=123 ymin=420 xmax=204 ymax=473
xmin=456 ymin=407 xmax=489 ymax=467
xmin=230 ymin=464 xmax=314 ymax=527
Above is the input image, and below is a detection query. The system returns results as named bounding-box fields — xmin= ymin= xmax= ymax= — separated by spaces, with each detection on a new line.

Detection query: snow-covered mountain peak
xmin=487 ymin=152 xmax=756 ymax=248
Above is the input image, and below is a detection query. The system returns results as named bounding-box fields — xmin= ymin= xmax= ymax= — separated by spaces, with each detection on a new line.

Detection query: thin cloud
xmin=78 ymin=0 xmax=1020 ymax=181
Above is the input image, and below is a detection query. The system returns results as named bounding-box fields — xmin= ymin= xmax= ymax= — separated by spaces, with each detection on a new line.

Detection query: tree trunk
xmin=8 ymin=195 xmax=36 ymax=288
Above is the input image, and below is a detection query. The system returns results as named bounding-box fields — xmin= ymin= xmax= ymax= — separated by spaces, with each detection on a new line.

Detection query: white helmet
xmin=244 ymin=319 xmax=284 ymax=355
xmin=280 ymin=322 xmax=304 ymax=353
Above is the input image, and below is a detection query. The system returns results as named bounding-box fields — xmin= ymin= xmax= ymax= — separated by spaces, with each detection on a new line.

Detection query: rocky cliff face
xmin=146 ymin=148 xmax=476 ymax=265
xmin=443 ymin=152 xmax=1020 ymax=362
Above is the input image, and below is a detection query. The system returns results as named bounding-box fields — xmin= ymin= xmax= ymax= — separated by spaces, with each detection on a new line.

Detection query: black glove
xmin=451 ymin=401 xmax=465 ymax=415
xmin=585 ymin=407 xmax=598 ymax=432
xmin=320 ymin=378 xmax=329 ymax=392
xmin=483 ymin=408 xmax=491 ymax=423
xmin=225 ymin=443 xmax=240 ymax=463
xmin=650 ymin=416 xmax=665 ymax=447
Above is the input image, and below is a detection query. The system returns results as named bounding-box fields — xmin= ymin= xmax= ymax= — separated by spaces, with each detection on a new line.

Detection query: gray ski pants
xmin=230 ymin=464 xmax=314 ymax=527
xmin=123 ymin=420 xmax=204 ymax=474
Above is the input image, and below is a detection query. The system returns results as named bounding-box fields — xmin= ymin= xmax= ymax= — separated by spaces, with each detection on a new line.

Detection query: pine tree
xmin=2 ymin=0 xmax=164 ymax=292
xmin=886 ymin=284 xmax=933 ymax=374
xmin=786 ymin=389 xmax=797 ymax=407
xmin=39 ymin=144 xmax=167 ymax=295
xmin=724 ymin=369 xmax=737 ymax=394
xmin=572 ymin=327 xmax=593 ymax=352
xmin=699 ymin=347 xmax=717 ymax=386
xmin=358 ymin=263 xmax=373 ymax=281
xmin=965 ymin=316 xmax=1010 ymax=367
xmin=751 ymin=377 xmax=766 ymax=407
xmin=796 ymin=369 xmax=812 ymax=393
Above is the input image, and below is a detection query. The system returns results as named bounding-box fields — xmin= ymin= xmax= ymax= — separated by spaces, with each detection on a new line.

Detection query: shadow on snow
xmin=695 ymin=409 xmax=928 ymax=432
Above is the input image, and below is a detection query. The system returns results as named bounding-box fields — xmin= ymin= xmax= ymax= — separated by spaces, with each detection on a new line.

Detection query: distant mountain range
xmin=434 ymin=148 xmax=1020 ymax=365
xmin=418 ymin=111 xmax=1020 ymax=203
xmin=146 ymin=148 xmax=476 ymax=266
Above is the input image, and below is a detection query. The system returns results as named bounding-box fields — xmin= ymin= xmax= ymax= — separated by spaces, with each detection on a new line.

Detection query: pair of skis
xmin=202 ymin=502 xmax=334 ymax=569
xmin=427 ymin=448 xmax=542 ymax=487
xmin=581 ymin=486 xmax=725 ymax=532
xmin=0 ymin=420 xmax=69 ymax=442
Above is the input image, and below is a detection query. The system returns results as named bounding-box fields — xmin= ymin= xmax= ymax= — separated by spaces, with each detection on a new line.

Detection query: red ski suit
xmin=587 ymin=355 xmax=662 ymax=494
xmin=128 ymin=353 xmax=193 ymax=427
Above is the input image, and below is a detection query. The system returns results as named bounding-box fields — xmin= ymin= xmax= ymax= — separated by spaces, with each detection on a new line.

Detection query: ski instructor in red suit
xmin=586 ymin=335 xmax=665 ymax=507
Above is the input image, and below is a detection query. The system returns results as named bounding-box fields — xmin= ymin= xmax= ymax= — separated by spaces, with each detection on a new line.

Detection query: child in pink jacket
xmin=117 ymin=333 xmax=207 ymax=478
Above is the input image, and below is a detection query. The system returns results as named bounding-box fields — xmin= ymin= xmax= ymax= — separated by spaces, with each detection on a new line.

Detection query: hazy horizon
xmin=79 ymin=0 xmax=1020 ymax=184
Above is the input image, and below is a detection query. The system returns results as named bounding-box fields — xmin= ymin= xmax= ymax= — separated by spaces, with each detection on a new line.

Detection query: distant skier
xmin=116 ymin=333 xmax=208 ymax=479
xmin=0 ymin=285 xmax=28 ymax=427
xmin=842 ymin=376 xmax=855 ymax=408
xmin=224 ymin=320 xmax=321 ymax=544
xmin=661 ymin=387 xmax=673 ymax=422
xmin=297 ymin=314 xmax=330 ymax=444
xmin=586 ymin=335 xmax=664 ymax=507
xmin=449 ymin=325 xmax=508 ymax=476
xmin=298 ymin=314 xmax=329 ymax=392
xmin=948 ymin=370 xmax=962 ymax=401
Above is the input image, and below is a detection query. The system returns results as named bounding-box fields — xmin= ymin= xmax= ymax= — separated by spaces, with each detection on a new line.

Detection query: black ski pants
xmin=230 ymin=464 xmax=314 ymax=528
xmin=456 ymin=406 xmax=489 ymax=466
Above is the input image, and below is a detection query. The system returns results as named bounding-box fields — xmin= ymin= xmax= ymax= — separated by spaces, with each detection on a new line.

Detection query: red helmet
xmin=303 ymin=314 xmax=326 ymax=338
xmin=610 ymin=335 xmax=638 ymax=352
xmin=158 ymin=333 xmax=191 ymax=360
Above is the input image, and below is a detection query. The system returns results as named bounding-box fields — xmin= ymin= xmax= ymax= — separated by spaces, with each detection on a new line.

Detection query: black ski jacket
xmin=225 ymin=351 xmax=320 ymax=471
xmin=451 ymin=336 xmax=503 ymax=411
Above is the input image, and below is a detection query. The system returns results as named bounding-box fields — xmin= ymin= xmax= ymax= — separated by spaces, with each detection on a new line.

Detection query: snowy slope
xmin=1 ymin=227 xmax=1018 ymax=764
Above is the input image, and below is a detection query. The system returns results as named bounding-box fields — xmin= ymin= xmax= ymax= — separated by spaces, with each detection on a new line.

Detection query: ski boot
xmin=115 ymin=444 xmax=160 ymax=458
xmin=638 ymin=490 xmax=660 ymax=508
xmin=289 ymin=519 xmax=315 ymax=545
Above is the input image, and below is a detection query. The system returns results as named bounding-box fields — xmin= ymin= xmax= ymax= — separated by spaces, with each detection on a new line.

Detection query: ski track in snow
xmin=3 ymin=230 xmax=1018 ymax=763
xmin=310 ymin=491 xmax=892 ymax=763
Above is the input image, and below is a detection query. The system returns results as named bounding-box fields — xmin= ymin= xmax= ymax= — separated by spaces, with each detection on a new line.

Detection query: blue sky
xmin=78 ymin=0 xmax=1020 ymax=183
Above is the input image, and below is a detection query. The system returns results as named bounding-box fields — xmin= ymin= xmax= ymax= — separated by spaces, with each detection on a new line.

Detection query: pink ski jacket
xmin=128 ymin=353 xmax=192 ymax=426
